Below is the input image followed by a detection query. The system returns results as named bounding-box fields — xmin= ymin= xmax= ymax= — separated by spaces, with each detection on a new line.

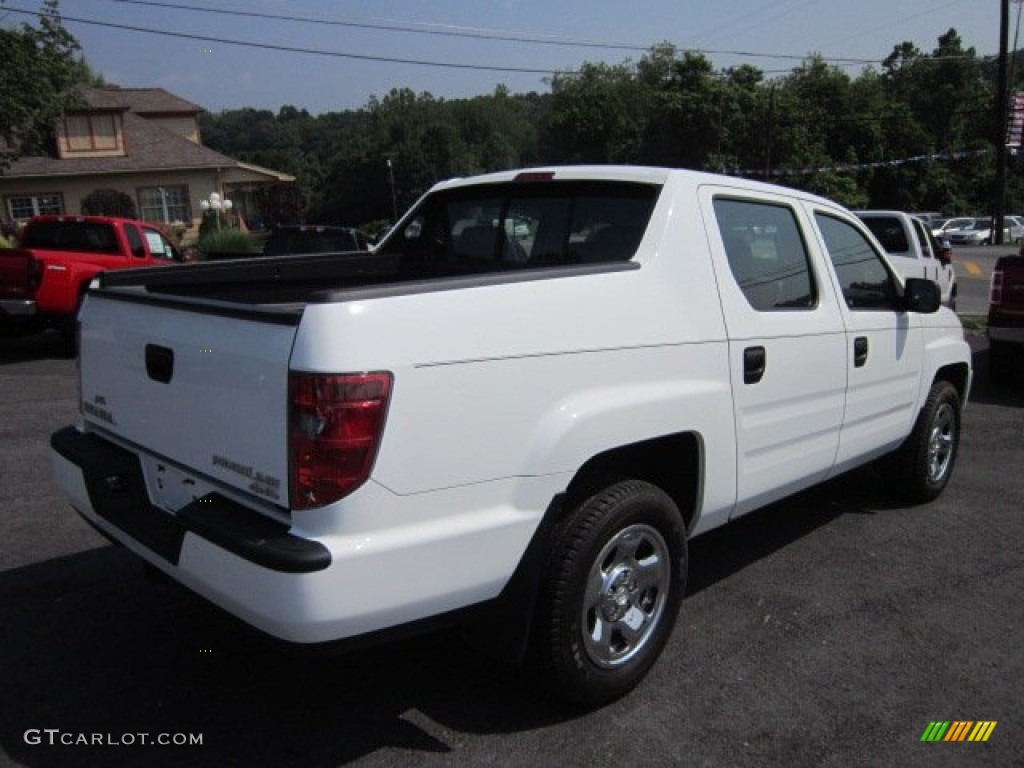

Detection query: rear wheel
xmin=528 ymin=479 xmax=686 ymax=706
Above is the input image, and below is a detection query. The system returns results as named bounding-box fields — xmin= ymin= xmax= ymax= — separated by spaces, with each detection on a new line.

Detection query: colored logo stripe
xmin=969 ymin=722 xmax=998 ymax=742
xmin=944 ymin=721 xmax=973 ymax=741
xmin=921 ymin=721 xmax=997 ymax=742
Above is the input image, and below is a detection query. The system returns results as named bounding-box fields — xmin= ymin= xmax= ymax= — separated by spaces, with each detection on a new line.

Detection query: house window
xmin=6 ymin=194 xmax=65 ymax=223
xmin=63 ymin=113 xmax=118 ymax=152
xmin=63 ymin=114 xmax=119 ymax=152
xmin=138 ymin=186 xmax=190 ymax=224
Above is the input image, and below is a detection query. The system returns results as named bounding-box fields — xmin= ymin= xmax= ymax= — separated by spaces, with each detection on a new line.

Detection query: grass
xmin=958 ymin=314 xmax=986 ymax=331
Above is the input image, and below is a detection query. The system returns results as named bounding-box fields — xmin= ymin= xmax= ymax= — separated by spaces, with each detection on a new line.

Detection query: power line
xmin=101 ymin=0 xmax=888 ymax=66
xmin=2 ymin=6 xmax=573 ymax=75
xmin=2 ymin=3 xmax=992 ymax=79
xmin=108 ymin=0 xmax=646 ymax=53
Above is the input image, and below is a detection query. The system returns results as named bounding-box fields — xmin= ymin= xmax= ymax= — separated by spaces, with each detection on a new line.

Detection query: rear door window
xmin=713 ymin=197 xmax=816 ymax=311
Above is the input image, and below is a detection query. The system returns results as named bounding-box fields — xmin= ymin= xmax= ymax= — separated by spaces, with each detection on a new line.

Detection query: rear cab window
xmin=859 ymin=216 xmax=910 ymax=256
xmin=375 ymin=180 xmax=660 ymax=278
xmin=21 ymin=220 xmax=120 ymax=254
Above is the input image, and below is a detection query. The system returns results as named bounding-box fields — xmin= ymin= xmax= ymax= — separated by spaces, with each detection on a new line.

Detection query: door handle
xmin=854 ymin=336 xmax=869 ymax=368
xmin=743 ymin=346 xmax=766 ymax=384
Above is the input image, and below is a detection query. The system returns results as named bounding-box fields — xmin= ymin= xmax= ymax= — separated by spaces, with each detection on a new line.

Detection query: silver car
xmin=947 ymin=217 xmax=1024 ymax=245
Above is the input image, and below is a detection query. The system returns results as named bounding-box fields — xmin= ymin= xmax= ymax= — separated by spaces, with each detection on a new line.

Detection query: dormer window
xmin=60 ymin=113 xmax=123 ymax=156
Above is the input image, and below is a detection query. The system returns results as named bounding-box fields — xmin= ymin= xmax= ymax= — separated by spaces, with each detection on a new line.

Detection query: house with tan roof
xmin=0 ymin=85 xmax=294 ymax=236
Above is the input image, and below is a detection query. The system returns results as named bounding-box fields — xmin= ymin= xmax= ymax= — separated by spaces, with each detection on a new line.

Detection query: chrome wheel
xmin=927 ymin=402 xmax=956 ymax=484
xmin=581 ymin=523 xmax=671 ymax=669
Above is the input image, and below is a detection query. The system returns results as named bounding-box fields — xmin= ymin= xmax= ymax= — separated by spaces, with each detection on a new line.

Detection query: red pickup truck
xmin=0 ymin=215 xmax=182 ymax=341
xmin=988 ymin=253 xmax=1024 ymax=383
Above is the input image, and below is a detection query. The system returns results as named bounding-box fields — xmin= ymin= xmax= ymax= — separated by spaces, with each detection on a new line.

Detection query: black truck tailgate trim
xmin=51 ymin=426 xmax=184 ymax=564
xmin=51 ymin=427 xmax=330 ymax=573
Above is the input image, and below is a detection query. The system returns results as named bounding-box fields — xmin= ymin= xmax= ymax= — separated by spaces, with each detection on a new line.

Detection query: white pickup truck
xmin=855 ymin=210 xmax=958 ymax=309
xmin=52 ymin=167 xmax=972 ymax=705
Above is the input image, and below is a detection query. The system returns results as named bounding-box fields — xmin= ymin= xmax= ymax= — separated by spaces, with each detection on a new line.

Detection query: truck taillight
xmin=991 ymin=268 xmax=1004 ymax=305
xmin=27 ymin=257 xmax=44 ymax=292
xmin=289 ymin=371 xmax=392 ymax=510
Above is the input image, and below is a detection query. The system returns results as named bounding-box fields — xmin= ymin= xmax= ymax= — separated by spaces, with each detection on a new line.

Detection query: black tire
xmin=528 ymin=479 xmax=686 ymax=706
xmin=989 ymin=341 xmax=1016 ymax=386
xmin=886 ymin=381 xmax=961 ymax=503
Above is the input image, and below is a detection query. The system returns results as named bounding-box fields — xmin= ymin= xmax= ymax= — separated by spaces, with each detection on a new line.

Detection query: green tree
xmin=0 ymin=0 xmax=91 ymax=167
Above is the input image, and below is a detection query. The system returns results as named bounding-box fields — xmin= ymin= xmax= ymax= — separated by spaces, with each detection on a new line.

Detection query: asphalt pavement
xmin=0 ymin=329 xmax=1021 ymax=768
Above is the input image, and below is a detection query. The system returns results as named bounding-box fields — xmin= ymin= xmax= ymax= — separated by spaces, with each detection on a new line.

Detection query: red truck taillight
xmin=990 ymin=268 xmax=1004 ymax=305
xmin=26 ymin=257 xmax=44 ymax=293
xmin=288 ymin=371 xmax=393 ymax=510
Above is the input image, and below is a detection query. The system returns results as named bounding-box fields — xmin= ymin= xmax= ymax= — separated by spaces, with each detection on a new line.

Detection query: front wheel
xmin=886 ymin=381 xmax=961 ymax=503
xmin=528 ymin=480 xmax=686 ymax=706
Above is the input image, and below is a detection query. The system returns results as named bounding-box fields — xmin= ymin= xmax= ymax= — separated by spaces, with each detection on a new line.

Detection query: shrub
xmin=197 ymin=228 xmax=255 ymax=259
xmin=81 ymin=188 xmax=138 ymax=219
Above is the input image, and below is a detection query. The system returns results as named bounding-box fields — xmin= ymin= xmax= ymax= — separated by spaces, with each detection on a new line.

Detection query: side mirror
xmin=901 ymin=277 xmax=941 ymax=313
xmin=937 ymin=243 xmax=953 ymax=266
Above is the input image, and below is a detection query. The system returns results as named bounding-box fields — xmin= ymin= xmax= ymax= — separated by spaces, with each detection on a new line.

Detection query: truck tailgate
xmin=78 ymin=290 xmax=299 ymax=507
xmin=0 ymin=249 xmax=34 ymax=299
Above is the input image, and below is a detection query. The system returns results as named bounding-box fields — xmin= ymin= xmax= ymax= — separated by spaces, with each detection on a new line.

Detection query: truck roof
xmin=24 ymin=214 xmax=148 ymax=227
xmin=430 ymin=166 xmax=842 ymax=208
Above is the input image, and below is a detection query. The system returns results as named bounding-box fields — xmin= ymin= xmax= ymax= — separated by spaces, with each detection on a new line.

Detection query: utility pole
xmin=994 ymin=0 xmax=1010 ymax=244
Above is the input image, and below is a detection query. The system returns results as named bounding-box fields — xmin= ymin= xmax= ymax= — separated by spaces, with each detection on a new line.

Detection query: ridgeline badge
xmin=920 ymin=721 xmax=997 ymax=742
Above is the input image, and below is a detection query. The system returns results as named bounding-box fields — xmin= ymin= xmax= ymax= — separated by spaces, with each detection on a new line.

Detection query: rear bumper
xmin=50 ymin=425 xmax=536 ymax=644
xmin=0 ymin=299 xmax=37 ymax=317
xmin=51 ymin=426 xmax=329 ymax=573
xmin=988 ymin=325 xmax=1024 ymax=345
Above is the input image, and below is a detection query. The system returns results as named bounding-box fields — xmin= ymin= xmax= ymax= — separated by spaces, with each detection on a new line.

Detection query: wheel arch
xmin=933 ymin=361 xmax=970 ymax=404
xmin=469 ymin=432 xmax=702 ymax=664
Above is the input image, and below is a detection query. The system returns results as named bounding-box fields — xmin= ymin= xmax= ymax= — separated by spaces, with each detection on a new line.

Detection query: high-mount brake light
xmin=289 ymin=371 xmax=393 ymax=509
xmin=514 ymin=171 xmax=555 ymax=182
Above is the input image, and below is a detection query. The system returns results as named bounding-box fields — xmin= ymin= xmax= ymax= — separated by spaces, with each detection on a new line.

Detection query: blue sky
xmin=3 ymin=0 xmax=1001 ymax=114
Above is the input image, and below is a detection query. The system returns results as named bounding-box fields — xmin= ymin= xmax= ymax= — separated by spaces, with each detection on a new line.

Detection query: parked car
xmin=910 ymin=211 xmax=944 ymax=226
xmin=947 ymin=217 xmax=1024 ymax=246
xmin=262 ymin=224 xmax=372 ymax=256
xmin=931 ymin=217 xmax=974 ymax=240
xmin=987 ymin=252 xmax=1024 ymax=383
xmin=854 ymin=211 xmax=957 ymax=308
xmin=0 ymin=215 xmax=182 ymax=342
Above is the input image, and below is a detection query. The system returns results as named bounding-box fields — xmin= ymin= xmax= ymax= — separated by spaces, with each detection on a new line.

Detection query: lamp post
xmin=200 ymin=192 xmax=233 ymax=231
xmin=158 ymin=187 xmax=170 ymax=223
xmin=386 ymin=158 xmax=398 ymax=222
